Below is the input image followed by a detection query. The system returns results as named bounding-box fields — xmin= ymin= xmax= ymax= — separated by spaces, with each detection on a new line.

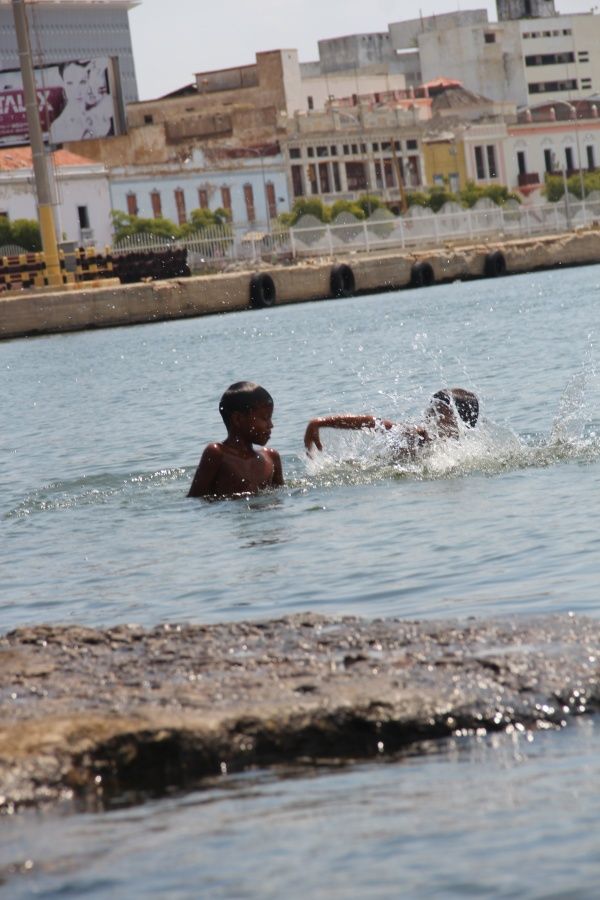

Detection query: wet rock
xmin=1 ymin=613 xmax=599 ymax=812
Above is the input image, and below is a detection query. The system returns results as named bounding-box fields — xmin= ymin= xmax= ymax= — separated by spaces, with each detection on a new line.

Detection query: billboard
xmin=0 ymin=57 xmax=125 ymax=147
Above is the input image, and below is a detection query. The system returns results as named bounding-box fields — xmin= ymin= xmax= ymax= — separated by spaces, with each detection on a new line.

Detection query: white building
xmin=0 ymin=0 xmax=139 ymax=105
xmin=0 ymin=147 xmax=113 ymax=246
xmin=411 ymin=8 xmax=600 ymax=108
xmin=505 ymin=99 xmax=600 ymax=194
xmin=109 ymin=147 xmax=289 ymax=229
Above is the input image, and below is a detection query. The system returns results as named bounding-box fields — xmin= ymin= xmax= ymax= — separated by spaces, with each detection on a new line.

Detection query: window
xmin=343 ymin=144 xmax=350 ymax=155
xmin=144 ymin=114 xmax=154 ymax=125
xmin=289 ymin=147 xmax=301 ymax=159
xmin=307 ymin=95 xmax=314 ymax=110
xmin=316 ymin=146 xmax=328 ymax=157
xmin=174 ymin=189 xmax=186 ymax=225
xmin=332 ymin=161 xmax=341 ymax=192
xmin=330 ymin=145 xmax=337 ymax=156
xmin=351 ymin=144 xmax=358 ymax=154
xmin=474 ymin=145 xmax=486 ymax=180
xmin=220 ymin=186 xmax=232 ymax=214
xmin=525 ymin=52 xmax=575 ymax=67
xmin=381 ymin=141 xmax=391 ymax=151
xmin=198 ymin=189 xmax=208 ymax=209
xmin=307 ymin=147 xmax=314 ymax=158
xmin=578 ymin=51 xmax=590 ymax=63
xmin=372 ymin=142 xmax=379 ymax=152
xmin=484 ymin=32 xmax=496 ymax=43
xmin=291 ymin=165 xmax=304 ymax=198
xmin=150 ymin=190 xmax=162 ymax=218
xmin=581 ymin=79 xmax=592 ymax=90
xmin=587 ymin=145 xmax=596 ymax=170
xmin=544 ymin=148 xmax=554 ymax=173
xmin=265 ymin=182 xmax=277 ymax=219
xmin=77 ymin=205 xmax=90 ymax=229
xmin=517 ymin=151 xmax=527 ymax=176
xmin=528 ymin=79 xmax=578 ymax=94
xmin=374 ymin=160 xmax=383 ymax=190
xmin=318 ymin=162 xmax=331 ymax=193
xmin=384 ymin=159 xmax=395 ymax=188
xmin=126 ymin=193 xmax=138 ymax=216
xmin=487 ymin=145 xmax=497 ymax=179
xmin=407 ymin=139 xmax=417 ymax=150
xmin=243 ymin=184 xmax=255 ymax=222
xmin=345 ymin=161 xmax=367 ymax=191
xmin=394 ymin=140 xmax=402 ymax=152
xmin=565 ymin=147 xmax=574 ymax=171
xmin=307 ymin=164 xmax=318 ymax=195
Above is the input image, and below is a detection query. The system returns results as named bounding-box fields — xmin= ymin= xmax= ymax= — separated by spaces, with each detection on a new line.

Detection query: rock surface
xmin=1 ymin=613 xmax=599 ymax=812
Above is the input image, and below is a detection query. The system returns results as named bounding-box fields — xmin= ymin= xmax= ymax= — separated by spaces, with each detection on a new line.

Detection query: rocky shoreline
xmin=1 ymin=613 xmax=599 ymax=813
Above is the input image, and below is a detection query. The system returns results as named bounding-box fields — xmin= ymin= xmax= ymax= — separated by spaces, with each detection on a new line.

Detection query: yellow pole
xmin=12 ymin=0 xmax=62 ymax=287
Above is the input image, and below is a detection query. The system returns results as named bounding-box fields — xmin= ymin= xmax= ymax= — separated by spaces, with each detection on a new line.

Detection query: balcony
xmin=518 ymin=172 xmax=541 ymax=187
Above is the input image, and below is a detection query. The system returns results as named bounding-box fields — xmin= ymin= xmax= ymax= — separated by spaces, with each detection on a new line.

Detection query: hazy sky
xmin=129 ymin=0 xmax=594 ymax=100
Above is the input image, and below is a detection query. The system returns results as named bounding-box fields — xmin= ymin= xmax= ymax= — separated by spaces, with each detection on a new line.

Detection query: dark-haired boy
xmin=188 ymin=382 xmax=284 ymax=498
xmin=304 ymin=387 xmax=479 ymax=455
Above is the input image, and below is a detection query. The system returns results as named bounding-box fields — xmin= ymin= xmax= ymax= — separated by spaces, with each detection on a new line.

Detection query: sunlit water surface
xmin=2 ymin=266 xmax=600 ymax=896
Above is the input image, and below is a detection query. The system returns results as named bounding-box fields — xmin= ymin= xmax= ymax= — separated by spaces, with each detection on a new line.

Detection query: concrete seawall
xmin=1 ymin=230 xmax=599 ymax=341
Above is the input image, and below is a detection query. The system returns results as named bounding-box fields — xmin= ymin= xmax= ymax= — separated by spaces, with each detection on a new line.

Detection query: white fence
xmin=111 ymin=194 xmax=600 ymax=269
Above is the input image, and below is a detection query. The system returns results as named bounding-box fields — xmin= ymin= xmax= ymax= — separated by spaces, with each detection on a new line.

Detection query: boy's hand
xmin=304 ymin=420 xmax=322 ymax=453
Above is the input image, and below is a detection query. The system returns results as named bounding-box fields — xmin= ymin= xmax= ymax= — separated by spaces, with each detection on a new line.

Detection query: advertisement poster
xmin=0 ymin=57 xmax=121 ymax=146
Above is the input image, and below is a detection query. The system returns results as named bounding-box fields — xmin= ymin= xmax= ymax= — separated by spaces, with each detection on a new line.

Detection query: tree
xmin=179 ymin=206 xmax=232 ymax=235
xmin=329 ymin=199 xmax=366 ymax=220
xmin=287 ymin=198 xmax=330 ymax=225
xmin=10 ymin=219 xmax=42 ymax=251
xmin=111 ymin=211 xmax=180 ymax=243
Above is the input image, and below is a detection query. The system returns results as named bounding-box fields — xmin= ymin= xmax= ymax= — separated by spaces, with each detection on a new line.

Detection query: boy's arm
xmin=304 ymin=414 xmax=394 ymax=452
xmin=187 ymin=443 xmax=224 ymax=497
xmin=267 ymin=448 xmax=284 ymax=486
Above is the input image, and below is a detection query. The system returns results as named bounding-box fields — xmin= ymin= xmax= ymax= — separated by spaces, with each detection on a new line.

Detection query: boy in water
xmin=304 ymin=388 xmax=479 ymax=455
xmin=188 ymin=382 xmax=284 ymax=498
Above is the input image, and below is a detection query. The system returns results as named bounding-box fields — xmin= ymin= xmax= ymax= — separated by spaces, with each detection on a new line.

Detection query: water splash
xmin=304 ymin=369 xmax=600 ymax=488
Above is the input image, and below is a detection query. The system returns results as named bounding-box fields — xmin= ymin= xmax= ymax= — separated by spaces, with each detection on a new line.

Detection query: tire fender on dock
xmin=249 ymin=273 xmax=277 ymax=308
xmin=410 ymin=261 xmax=435 ymax=288
xmin=484 ymin=250 xmax=507 ymax=278
xmin=330 ymin=263 xmax=356 ymax=298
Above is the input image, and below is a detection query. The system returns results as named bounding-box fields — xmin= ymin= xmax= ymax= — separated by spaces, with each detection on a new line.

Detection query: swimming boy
xmin=188 ymin=382 xmax=284 ymax=498
xmin=304 ymin=387 xmax=479 ymax=454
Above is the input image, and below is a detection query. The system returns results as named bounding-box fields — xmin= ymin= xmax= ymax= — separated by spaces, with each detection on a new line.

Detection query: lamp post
xmin=11 ymin=0 xmax=62 ymax=286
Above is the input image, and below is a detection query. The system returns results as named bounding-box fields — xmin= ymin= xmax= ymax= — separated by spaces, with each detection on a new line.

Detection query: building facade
xmin=416 ymin=10 xmax=600 ymax=108
xmin=109 ymin=147 xmax=289 ymax=229
xmin=505 ymin=100 xmax=600 ymax=193
xmin=0 ymin=147 xmax=112 ymax=246
xmin=0 ymin=0 xmax=139 ymax=105
xmin=282 ymin=107 xmax=428 ymax=208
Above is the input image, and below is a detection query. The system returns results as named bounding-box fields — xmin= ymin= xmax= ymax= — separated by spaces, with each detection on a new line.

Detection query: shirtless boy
xmin=188 ymin=382 xmax=284 ymax=498
xmin=304 ymin=388 xmax=479 ymax=454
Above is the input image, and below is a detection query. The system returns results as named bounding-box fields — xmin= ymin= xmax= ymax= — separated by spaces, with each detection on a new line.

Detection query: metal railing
xmin=109 ymin=198 xmax=600 ymax=270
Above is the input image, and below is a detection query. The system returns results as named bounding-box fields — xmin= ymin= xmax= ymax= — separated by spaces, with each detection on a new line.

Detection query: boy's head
xmin=219 ymin=382 xmax=274 ymax=443
xmin=430 ymin=388 xmax=479 ymax=432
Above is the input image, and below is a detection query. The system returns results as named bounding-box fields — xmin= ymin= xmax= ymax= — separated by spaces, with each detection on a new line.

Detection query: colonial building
xmin=0 ymin=147 xmax=112 ymax=245
xmin=505 ymin=99 xmax=600 ymax=195
xmin=110 ymin=144 xmax=288 ymax=229
xmin=0 ymin=0 xmax=139 ymax=104
xmin=281 ymin=102 xmax=429 ymax=208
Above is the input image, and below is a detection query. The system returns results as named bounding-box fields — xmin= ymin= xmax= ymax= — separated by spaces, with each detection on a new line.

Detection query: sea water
xmin=2 ymin=266 xmax=600 ymax=896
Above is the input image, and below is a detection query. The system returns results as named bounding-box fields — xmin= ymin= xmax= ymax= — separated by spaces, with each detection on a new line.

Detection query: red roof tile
xmin=0 ymin=146 xmax=98 ymax=171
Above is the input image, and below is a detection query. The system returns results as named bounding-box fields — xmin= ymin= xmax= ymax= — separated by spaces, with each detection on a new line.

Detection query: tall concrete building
xmin=407 ymin=7 xmax=600 ymax=107
xmin=0 ymin=0 xmax=139 ymax=104
xmin=497 ymin=0 xmax=556 ymax=20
